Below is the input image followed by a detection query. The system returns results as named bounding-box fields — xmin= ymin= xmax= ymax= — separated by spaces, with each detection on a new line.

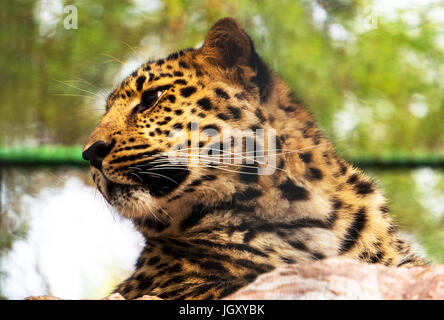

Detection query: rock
xmin=24 ymin=295 xmax=63 ymax=300
xmin=102 ymin=293 xmax=126 ymax=300
xmin=25 ymin=293 xmax=163 ymax=300
xmin=24 ymin=258 xmax=444 ymax=300
xmin=102 ymin=293 xmax=162 ymax=300
xmin=225 ymin=258 xmax=444 ymax=300
xmin=134 ymin=295 xmax=163 ymax=300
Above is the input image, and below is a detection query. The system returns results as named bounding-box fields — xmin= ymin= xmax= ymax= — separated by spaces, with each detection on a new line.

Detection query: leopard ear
xmin=199 ymin=17 xmax=252 ymax=68
xmin=200 ymin=17 xmax=272 ymax=103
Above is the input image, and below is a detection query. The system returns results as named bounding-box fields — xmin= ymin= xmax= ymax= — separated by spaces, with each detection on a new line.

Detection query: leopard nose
xmin=82 ymin=141 xmax=112 ymax=170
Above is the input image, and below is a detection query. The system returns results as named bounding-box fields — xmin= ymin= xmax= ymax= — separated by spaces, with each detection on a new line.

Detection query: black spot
xmin=167 ymin=52 xmax=179 ymax=60
xmin=202 ymin=124 xmax=219 ymax=134
xmin=189 ymin=179 xmax=202 ymax=186
xmin=234 ymin=187 xmax=262 ymax=201
xmin=219 ymin=284 xmax=244 ymax=299
xmin=174 ymin=79 xmax=187 ymax=85
xmin=234 ymin=92 xmax=248 ymax=100
xmin=197 ymin=98 xmax=212 ymax=111
xmin=369 ymin=251 xmax=384 ymax=264
xmin=227 ymin=106 xmax=241 ymax=120
xmin=135 ymin=257 xmax=144 ymax=269
xmin=136 ymin=76 xmax=146 ymax=91
xmin=180 ymin=86 xmax=197 ymax=97
xmin=287 ymin=240 xmax=309 ymax=251
xmin=233 ymin=259 xmax=274 ymax=273
xmin=179 ymin=61 xmax=189 ymax=69
xmin=248 ymin=42 xmax=273 ymax=103
xmin=217 ymin=113 xmax=230 ymax=120
xmin=255 ymin=108 xmax=266 ymax=123
xmin=165 ymin=263 xmax=182 ymax=274
xmin=173 ymin=123 xmax=183 ymax=130
xmin=243 ymin=230 xmax=258 ymax=243
xmin=159 ymin=275 xmax=186 ymax=289
xmin=180 ymin=204 xmax=214 ymax=231
xmin=347 ymin=174 xmax=359 ymax=184
xmin=281 ymin=257 xmax=295 ymax=264
xmin=299 ymin=152 xmax=312 ymax=163
xmin=191 ymin=239 xmax=268 ymax=258
xmin=156 ymin=59 xmax=165 ymax=66
xmin=198 ymin=112 xmax=206 ymax=118
xmin=138 ymin=217 xmax=170 ymax=233
xmin=174 ymin=109 xmax=183 ymax=115
xmin=277 ymin=158 xmax=285 ymax=169
xmin=339 ymin=162 xmax=348 ymax=175
xmin=173 ymin=71 xmax=184 ymax=77
xmin=199 ymin=261 xmax=228 ymax=273
xmin=144 ymin=65 xmax=151 ymax=71
xmin=136 ymin=275 xmax=154 ymax=291
xmin=332 ymin=198 xmax=343 ymax=210
xmin=202 ymin=175 xmax=216 ymax=181
xmin=338 ymin=207 xmax=367 ymax=254
xmin=355 ymin=181 xmax=375 ymax=195
xmin=239 ymin=163 xmax=259 ymax=183
xmin=244 ymin=273 xmax=258 ymax=282
xmin=311 ymin=252 xmax=325 ymax=260
xmin=278 ymin=179 xmax=309 ymax=201
xmin=187 ymin=122 xmax=198 ymax=131
xmin=214 ymin=88 xmax=229 ymax=99
xmin=306 ymin=167 xmax=323 ymax=180
xmin=166 ymin=95 xmax=176 ymax=103
xmin=279 ymin=105 xmax=296 ymax=113
xmin=147 ymin=256 xmax=161 ymax=265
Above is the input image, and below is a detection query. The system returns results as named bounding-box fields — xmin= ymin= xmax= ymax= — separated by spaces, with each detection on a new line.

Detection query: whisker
xmin=137 ymin=171 xmax=179 ymax=185
xmin=120 ymin=40 xmax=142 ymax=61
xmin=50 ymin=93 xmax=97 ymax=100
xmin=101 ymin=53 xmax=124 ymax=65
xmin=51 ymin=78 xmax=104 ymax=98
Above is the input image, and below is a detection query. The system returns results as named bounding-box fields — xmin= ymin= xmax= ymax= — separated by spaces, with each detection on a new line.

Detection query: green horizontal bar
xmin=0 ymin=146 xmax=443 ymax=169
xmin=0 ymin=146 xmax=86 ymax=166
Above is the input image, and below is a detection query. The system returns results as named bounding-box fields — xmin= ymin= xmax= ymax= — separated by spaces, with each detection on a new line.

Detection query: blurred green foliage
xmin=0 ymin=0 xmax=443 ymax=287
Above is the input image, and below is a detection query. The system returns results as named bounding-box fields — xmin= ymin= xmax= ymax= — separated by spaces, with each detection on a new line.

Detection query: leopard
xmin=82 ymin=17 xmax=427 ymax=300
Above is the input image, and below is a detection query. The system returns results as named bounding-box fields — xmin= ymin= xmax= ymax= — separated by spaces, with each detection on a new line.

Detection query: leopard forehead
xmin=107 ymin=48 xmax=254 ymax=112
xmin=104 ymin=49 xmax=263 ymax=138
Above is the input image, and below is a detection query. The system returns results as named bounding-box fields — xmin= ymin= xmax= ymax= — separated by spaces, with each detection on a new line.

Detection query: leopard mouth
xmin=128 ymin=161 xmax=190 ymax=198
xmin=98 ymin=160 xmax=189 ymax=201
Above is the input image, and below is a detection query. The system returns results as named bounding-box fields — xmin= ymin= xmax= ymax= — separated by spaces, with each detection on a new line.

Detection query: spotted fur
xmin=82 ymin=18 xmax=427 ymax=300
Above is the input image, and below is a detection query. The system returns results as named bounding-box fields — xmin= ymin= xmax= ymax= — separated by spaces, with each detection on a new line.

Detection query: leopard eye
xmin=135 ymin=90 xmax=164 ymax=113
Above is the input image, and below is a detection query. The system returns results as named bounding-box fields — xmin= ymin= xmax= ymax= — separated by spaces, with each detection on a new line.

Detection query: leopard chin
xmin=92 ymin=168 xmax=160 ymax=220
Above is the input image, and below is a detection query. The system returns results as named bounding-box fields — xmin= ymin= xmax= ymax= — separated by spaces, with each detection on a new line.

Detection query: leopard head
xmin=82 ymin=18 xmax=281 ymax=224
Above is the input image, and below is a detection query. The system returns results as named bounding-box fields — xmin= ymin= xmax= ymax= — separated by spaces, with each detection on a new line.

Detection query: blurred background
xmin=1 ymin=0 xmax=444 ymax=299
